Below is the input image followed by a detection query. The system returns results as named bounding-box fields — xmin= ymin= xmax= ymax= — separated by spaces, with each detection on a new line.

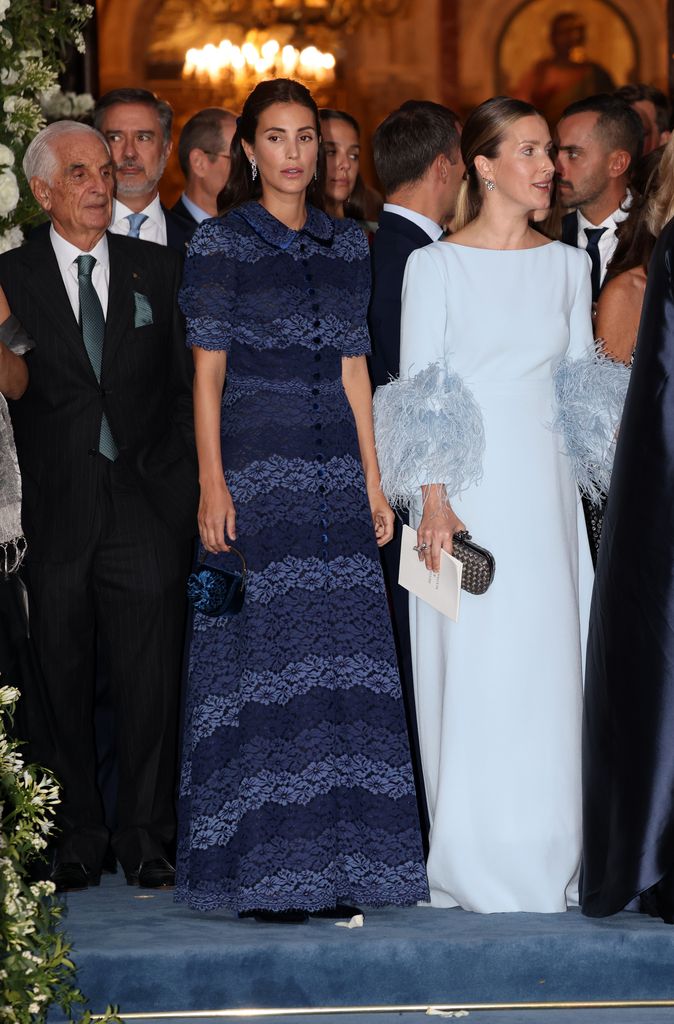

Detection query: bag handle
xmin=198 ymin=544 xmax=247 ymax=576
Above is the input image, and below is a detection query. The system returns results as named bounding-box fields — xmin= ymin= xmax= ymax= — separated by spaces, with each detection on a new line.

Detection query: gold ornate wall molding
xmin=455 ymin=0 xmax=666 ymax=113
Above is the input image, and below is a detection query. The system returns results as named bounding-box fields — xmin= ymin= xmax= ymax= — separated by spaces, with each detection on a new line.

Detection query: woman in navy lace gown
xmin=175 ymin=79 xmax=429 ymax=920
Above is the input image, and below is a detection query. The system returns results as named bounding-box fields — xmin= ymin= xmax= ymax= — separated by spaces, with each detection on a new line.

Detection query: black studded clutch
xmin=452 ymin=531 xmax=495 ymax=595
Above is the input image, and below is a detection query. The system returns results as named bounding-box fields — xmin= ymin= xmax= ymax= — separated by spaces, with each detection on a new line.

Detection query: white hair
xmin=23 ymin=120 xmax=111 ymax=184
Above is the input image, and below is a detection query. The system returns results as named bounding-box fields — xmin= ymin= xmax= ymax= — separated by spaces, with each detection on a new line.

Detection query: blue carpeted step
xmin=51 ymin=876 xmax=674 ymax=1020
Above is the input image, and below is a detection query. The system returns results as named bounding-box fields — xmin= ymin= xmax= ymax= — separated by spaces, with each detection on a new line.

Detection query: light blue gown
xmin=377 ymin=239 xmax=601 ymax=913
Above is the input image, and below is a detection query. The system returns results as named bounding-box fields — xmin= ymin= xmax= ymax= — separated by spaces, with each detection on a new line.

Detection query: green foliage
xmin=0 ymin=686 xmax=122 ymax=1022
xmin=0 ymin=0 xmax=95 ymax=248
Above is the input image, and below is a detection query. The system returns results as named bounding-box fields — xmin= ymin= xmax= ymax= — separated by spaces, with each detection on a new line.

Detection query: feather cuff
xmin=373 ymin=362 xmax=485 ymax=508
xmin=553 ymin=353 xmax=630 ymax=505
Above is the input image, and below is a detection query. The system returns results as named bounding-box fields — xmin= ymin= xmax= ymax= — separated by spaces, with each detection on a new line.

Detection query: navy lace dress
xmin=175 ymin=202 xmax=429 ymax=912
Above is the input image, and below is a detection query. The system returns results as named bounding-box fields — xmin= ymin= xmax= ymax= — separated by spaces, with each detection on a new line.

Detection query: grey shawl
xmin=0 ymin=315 xmax=31 ymax=574
xmin=0 ymin=390 xmax=25 ymax=573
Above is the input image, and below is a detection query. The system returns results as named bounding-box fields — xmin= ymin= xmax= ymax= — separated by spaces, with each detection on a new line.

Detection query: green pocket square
xmin=133 ymin=291 xmax=153 ymax=327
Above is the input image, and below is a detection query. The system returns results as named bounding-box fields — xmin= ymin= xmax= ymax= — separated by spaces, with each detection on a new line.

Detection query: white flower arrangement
xmin=39 ymin=87 xmax=95 ymax=121
xmin=0 ymin=166 xmax=19 ymax=216
xmin=0 ymin=0 xmax=97 ymax=250
xmin=1 ymin=688 xmax=122 ymax=1023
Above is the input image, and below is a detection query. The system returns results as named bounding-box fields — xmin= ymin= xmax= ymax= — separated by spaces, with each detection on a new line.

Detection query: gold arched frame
xmin=496 ymin=0 xmax=640 ymax=96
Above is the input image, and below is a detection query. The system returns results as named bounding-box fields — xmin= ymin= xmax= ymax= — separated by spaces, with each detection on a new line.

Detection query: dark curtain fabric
xmin=581 ymin=216 xmax=674 ymax=917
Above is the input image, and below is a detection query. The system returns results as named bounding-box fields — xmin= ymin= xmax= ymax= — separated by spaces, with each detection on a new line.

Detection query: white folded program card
xmin=399 ymin=523 xmax=463 ymax=622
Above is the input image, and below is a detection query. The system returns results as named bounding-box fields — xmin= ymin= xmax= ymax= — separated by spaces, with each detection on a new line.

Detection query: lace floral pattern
xmin=176 ymin=202 xmax=429 ymax=912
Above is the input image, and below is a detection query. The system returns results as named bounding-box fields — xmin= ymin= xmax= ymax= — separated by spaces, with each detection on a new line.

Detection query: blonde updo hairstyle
xmin=454 ymin=96 xmax=541 ymax=232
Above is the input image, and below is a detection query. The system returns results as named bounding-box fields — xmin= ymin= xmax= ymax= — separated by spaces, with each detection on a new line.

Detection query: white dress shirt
xmin=109 ymin=193 xmax=167 ymax=246
xmin=576 ymin=191 xmax=631 ymax=285
xmin=383 ymin=203 xmax=443 ymax=242
xmin=50 ymin=227 xmax=109 ymax=321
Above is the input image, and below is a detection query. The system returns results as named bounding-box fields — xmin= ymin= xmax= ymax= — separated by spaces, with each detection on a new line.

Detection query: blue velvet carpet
xmin=49 ymin=875 xmax=674 ymax=1022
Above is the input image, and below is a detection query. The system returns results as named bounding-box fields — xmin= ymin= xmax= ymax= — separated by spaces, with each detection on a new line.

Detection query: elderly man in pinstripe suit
xmin=2 ymin=120 xmax=198 ymax=892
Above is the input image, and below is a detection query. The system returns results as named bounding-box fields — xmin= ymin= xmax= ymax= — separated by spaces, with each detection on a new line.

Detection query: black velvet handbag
xmin=186 ymin=546 xmax=247 ymax=617
xmin=452 ymin=531 xmax=495 ymax=595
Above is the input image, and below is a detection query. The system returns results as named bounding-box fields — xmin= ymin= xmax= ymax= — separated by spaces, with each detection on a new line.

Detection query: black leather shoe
xmin=311 ymin=904 xmax=361 ymax=919
xmin=238 ymin=908 xmax=308 ymax=923
xmin=126 ymin=857 xmax=175 ymax=888
xmin=51 ymin=862 xmax=101 ymax=893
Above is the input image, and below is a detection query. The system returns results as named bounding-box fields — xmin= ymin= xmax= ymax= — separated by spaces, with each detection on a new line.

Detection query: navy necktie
xmin=126 ymin=213 xmax=148 ymax=238
xmin=584 ymin=227 xmax=607 ymax=302
xmin=76 ymin=254 xmax=118 ymax=461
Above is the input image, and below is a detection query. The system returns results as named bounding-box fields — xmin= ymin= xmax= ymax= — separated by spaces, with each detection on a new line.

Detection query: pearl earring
xmin=250 ymin=157 xmax=258 ymax=182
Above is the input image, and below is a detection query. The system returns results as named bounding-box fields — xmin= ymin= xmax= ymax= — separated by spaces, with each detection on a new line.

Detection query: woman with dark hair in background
xmin=595 ymin=142 xmax=671 ymax=364
xmin=375 ymin=96 xmax=627 ymax=914
xmin=319 ymin=109 xmax=380 ymax=237
xmin=175 ymin=78 xmax=429 ymax=921
xmin=578 ymin=146 xmax=666 ymax=562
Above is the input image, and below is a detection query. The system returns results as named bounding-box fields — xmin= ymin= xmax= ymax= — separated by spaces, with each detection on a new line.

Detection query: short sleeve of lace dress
xmin=179 ymin=218 xmax=238 ymax=352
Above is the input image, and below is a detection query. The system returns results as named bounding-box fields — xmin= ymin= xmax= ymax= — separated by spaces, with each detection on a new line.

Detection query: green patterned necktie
xmin=76 ymin=254 xmax=118 ymax=461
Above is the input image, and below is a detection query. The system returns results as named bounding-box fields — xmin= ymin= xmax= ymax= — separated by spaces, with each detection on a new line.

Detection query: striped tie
xmin=76 ymin=254 xmax=118 ymax=461
xmin=126 ymin=212 xmax=148 ymax=238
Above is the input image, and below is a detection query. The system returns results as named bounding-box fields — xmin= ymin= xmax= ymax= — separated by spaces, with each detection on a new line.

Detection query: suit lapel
xmin=20 ymin=233 xmax=91 ymax=373
xmin=102 ymin=232 xmax=136 ymax=374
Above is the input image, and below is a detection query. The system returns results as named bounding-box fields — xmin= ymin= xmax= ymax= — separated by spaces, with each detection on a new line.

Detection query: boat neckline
xmin=439 ymin=239 xmax=558 ymax=253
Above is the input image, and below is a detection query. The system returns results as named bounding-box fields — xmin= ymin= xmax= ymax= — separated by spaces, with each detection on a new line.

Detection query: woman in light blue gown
xmin=374 ymin=97 xmax=628 ymax=914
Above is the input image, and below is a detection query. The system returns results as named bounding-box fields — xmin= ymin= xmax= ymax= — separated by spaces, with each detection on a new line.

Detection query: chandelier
xmin=180 ymin=0 xmax=407 ymax=92
xmin=190 ymin=0 xmax=407 ymax=32
xmin=183 ymin=33 xmax=336 ymax=88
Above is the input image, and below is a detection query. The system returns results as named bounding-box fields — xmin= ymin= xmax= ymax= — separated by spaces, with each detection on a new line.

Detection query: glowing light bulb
xmin=262 ymin=39 xmax=280 ymax=60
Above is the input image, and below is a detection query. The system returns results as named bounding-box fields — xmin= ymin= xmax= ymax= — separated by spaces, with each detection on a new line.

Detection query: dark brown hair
xmin=372 ymin=100 xmax=461 ymax=197
xmin=606 ymin=146 xmax=665 ymax=281
xmin=615 ymin=83 xmax=671 ymax=136
xmin=558 ymin=94 xmax=643 ymax=167
xmin=319 ymin=108 xmax=366 ymax=221
xmin=218 ymin=79 xmax=324 ymax=215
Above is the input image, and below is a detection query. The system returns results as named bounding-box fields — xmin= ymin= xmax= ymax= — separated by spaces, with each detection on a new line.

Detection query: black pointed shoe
xmin=125 ymin=857 xmax=175 ymax=888
xmin=51 ymin=862 xmax=101 ymax=893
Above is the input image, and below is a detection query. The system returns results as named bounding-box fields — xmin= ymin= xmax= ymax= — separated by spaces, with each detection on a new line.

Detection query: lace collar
xmin=234 ymin=201 xmax=334 ymax=250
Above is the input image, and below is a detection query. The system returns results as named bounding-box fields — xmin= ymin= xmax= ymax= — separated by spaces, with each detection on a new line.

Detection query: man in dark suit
xmin=94 ymin=88 xmax=194 ymax=252
xmin=369 ymin=101 xmax=463 ymax=387
xmin=555 ymin=94 xmax=642 ymax=301
xmin=1 ymin=120 xmax=198 ymax=892
xmin=172 ymin=107 xmax=237 ymax=227
xmin=368 ymin=100 xmax=463 ymax=845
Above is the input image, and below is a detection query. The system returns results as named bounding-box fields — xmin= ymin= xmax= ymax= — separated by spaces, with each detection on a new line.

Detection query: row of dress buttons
xmin=300 ymin=244 xmax=328 ymax=563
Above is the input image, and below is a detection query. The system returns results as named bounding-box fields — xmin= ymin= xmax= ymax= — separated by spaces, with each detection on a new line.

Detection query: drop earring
xmin=250 ymin=157 xmax=258 ymax=182
xmin=483 ymin=178 xmax=496 ymax=192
